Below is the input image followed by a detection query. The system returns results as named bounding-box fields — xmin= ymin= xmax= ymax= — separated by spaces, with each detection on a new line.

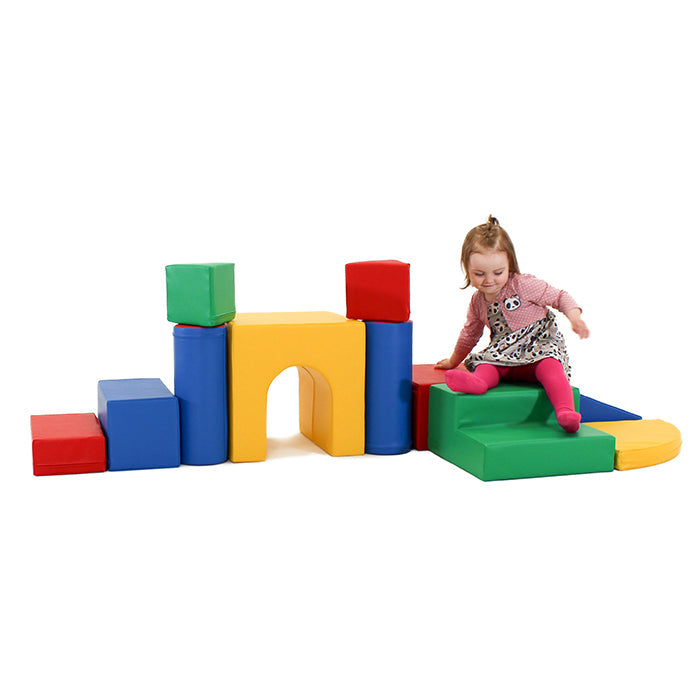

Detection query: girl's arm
xmin=515 ymin=274 xmax=590 ymax=339
xmin=436 ymin=298 xmax=485 ymax=369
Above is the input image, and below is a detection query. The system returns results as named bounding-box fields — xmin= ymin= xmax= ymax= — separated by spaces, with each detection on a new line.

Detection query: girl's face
xmin=468 ymin=250 xmax=510 ymax=302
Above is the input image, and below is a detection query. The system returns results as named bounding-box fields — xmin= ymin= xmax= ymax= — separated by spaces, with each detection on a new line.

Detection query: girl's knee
xmin=537 ymin=357 xmax=563 ymax=370
xmin=535 ymin=357 xmax=566 ymax=380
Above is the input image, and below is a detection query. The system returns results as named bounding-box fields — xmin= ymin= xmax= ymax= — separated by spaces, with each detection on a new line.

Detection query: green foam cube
xmin=428 ymin=383 xmax=615 ymax=481
xmin=166 ymin=263 xmax=236 ymax=327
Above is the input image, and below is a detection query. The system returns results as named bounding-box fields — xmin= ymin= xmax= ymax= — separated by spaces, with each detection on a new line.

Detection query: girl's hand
xmin=435 ymin=357 xmax=459 ymax=369
xmin=571 ymin=318 xmax=590 ymax=338
xmin=566 ymin=309 xmax=590 ymax=339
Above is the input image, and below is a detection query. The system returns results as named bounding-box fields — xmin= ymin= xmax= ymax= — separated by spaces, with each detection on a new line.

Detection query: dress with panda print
xmin=465 ymin=299 xmax=571 ymax=379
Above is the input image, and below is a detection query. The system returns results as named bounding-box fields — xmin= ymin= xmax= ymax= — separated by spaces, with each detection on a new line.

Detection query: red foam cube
xmin=345 ymin=260 xmax=410 ymax=322
xmin=31 ymin=413 xmax=107 ymax=476
xmin=412 ymin=364 xmax=447 ymax=451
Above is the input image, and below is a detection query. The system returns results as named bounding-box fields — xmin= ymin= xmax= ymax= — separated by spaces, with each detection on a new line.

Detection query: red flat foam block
xmin=345 ymin=260 xmax=410 ymax=322
xmin=412 ymin=364 xmax=447 ymax=450
xmin=31 ymin=413 xmax=107 ymax=476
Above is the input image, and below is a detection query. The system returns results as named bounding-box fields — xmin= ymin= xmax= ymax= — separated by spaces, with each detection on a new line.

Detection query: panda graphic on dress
xmin=503 ymin=295 xmax=521 ymax=311
xmin=436 ymin=216 xmax=590 ymax=433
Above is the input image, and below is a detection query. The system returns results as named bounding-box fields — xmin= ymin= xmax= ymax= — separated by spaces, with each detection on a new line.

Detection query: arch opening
xmin=265 ymin=366 xmax=328 ymax=460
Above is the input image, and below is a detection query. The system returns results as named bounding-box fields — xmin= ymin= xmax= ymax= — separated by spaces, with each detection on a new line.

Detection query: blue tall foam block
xmin=98 ymin=378 xmax=180 ymax=471
xmin=173 ymin=324 xmax=228 ymax=465
xmin=579 ymin=395 xmax=642 ymax=422
xmin=365 ymin=321 xmax=413 ymax=454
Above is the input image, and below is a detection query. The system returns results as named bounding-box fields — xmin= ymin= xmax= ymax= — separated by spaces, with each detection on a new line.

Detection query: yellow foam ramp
xmin=583 ymin=419 xmax=682 ymax=470
xmin=228 ymin=312 xmax=365 ymax=462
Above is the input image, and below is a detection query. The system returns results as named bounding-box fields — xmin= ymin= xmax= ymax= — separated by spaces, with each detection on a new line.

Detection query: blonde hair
xmin=460 ymin=215 xmax=520 ymax=288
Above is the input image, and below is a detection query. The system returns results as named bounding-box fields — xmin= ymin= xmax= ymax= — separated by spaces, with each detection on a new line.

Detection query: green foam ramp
xmin=428 ymin=383 xmax=615 ymax=481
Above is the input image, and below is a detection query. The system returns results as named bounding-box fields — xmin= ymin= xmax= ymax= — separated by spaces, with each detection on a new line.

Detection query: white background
xmin=1 ymin=2 xmax=698 ymax=698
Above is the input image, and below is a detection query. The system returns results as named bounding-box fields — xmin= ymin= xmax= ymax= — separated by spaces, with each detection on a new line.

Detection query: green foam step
xmin=428 ymin=383 xmax=615 ymax=481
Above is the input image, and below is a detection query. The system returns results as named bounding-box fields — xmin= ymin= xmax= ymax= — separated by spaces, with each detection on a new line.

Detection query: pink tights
xmin=445 ymin=358 xmax=581 ymax=432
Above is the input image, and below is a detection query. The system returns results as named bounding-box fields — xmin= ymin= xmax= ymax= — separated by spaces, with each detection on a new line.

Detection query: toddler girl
xmin=435 ymin=216 xmax=590 ymax=433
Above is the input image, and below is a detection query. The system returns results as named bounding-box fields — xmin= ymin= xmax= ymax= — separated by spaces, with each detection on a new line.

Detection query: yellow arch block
xmin=228 ymin=312 xmax=365 ymax=462
xmin=583 ymin=419 xmax=682 ymax=470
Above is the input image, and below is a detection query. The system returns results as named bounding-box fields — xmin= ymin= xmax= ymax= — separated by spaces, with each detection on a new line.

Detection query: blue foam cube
xmin=98 ymin=378 xmax=180 ymax=471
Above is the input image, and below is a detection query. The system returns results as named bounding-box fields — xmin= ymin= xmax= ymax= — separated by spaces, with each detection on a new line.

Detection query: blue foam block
xmin=173 ymin=325 xmax=228 ymax=465
xmin=98 ymin=378 xmax=180 ymax=471
xmin=365 ymin=321 xmax=413 ymax=454
xmin=579 ymin=395 xmax=642 ymax=423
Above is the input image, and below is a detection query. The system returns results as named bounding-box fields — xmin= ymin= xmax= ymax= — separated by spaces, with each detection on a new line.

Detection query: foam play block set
xmin=345 ymin=260 xmax=410 ymax=322
xmin=228 ymin=312 xmax=366 ymax=462
xmin=428 ymin=384 xmax=616 ymax=481
xmin=30 ymin=255 xmax=683 ymax=479
xmin=411 ymin=364 xmax=448 ymax=450
xmin=365 ymin=321 xmax=413 ymax=454
xmin=173 ymin=324 xmax=228 ymax=465
xmin=98 ymin=378 xmax=180 ymax=471
xmin=31 ymin=413 xmax=106 ymax=476
xmin=166 ymin=263 xmax=236 ymax=327
xmin=584 ymin=419 xmax=682 ymax=470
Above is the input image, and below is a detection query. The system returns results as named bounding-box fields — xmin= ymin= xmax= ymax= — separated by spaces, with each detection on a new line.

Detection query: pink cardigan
xmin=453 ymin=273 xmax=581 ymax=361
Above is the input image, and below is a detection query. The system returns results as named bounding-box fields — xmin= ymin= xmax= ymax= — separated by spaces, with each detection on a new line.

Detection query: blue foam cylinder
xmin=173 ymin=324 xmax=228 ymax=465
xmin=98 ymin=378 xmax=180 ymax=470
xmin=365 ymin=321 xmax=413 ymax=454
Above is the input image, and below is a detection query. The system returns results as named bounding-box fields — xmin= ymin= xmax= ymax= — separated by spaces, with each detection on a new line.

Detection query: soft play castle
xmin=30 ymin=261 xmax=682 ymax=480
